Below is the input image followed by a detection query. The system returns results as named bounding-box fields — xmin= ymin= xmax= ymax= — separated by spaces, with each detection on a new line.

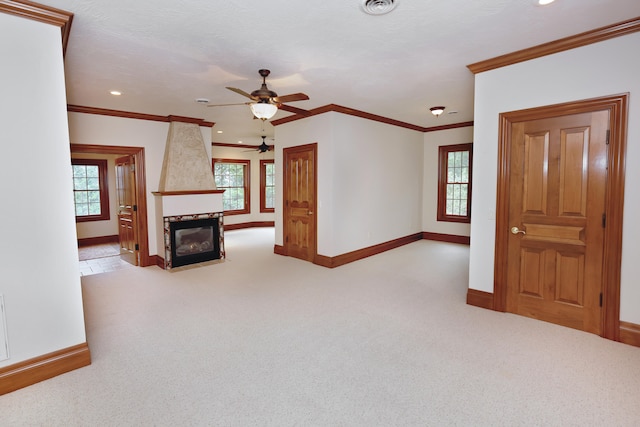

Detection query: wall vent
xmin=361 ymin=0 xmax=398 ymax=15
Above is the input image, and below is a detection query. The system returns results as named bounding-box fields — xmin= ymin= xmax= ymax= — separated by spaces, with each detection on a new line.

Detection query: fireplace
xmin=153 ymin=121 xmax=225 ymax=270
xmin=163 ymin=213 xmax=224 ymax=269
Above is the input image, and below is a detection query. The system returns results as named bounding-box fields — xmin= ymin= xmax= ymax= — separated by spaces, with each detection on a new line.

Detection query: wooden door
xmin=283 ymin=143 xmax=317 ymax=262
xmin=116 ymin=155 xmax=139 ymax=266
xmin=505 ymin=111 xmax=608 ymax=334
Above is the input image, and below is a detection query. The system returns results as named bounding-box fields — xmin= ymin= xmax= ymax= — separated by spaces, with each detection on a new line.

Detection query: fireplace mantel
xmin=152 ymin=190 xmax=224 ymax=196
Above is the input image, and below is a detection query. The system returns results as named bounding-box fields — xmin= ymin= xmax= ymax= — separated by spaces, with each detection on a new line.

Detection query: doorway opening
xmin=70 ymin=144 xmax=151 ymax=268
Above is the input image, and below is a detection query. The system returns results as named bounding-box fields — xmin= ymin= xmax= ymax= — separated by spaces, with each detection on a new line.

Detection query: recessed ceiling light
xmin=216 ymin=130 xmax=223 ymax=134
xmin=110 ymin=90 xmax=122 ymax=96
xmin=237 ymin=141 xmax=243 ymax=144
xmin=538 ymin=0 xmax=555 ymax=5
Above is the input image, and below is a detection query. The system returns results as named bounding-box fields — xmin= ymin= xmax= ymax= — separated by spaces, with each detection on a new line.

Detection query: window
xmin=260 ymin=160 xmax=275 ymax=213
xmin=72 ymin=159 xmax=110 ymax=222
xmin=213 ymin=159 xmax=250 ymax=215
xmin=437 ymin=143 xmax=473 ymax=223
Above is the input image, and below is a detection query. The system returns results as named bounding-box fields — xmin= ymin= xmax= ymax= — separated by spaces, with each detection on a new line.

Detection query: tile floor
xmin=78 ymin=242 xmax=134 ymax=276
xmin=78 ymin=256 xmax=134 ymax=276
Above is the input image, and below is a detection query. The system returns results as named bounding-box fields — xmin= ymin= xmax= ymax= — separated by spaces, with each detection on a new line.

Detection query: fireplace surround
xmin=164 ymin=213 xmax=224 ymax=269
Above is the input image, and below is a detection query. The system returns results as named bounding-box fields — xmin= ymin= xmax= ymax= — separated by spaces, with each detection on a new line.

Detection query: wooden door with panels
xmin=507 ymin=111 xmax=607 ymax=333
xmin=283 ymin=143 xmax=317 ymax=262
xmin=494 ymin=94 xmax=628 ymax=340
xmin=116 ymin=155 xmax=139 ymax=266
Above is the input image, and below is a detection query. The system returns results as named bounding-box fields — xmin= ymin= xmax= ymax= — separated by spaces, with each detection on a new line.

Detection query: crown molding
xmin=0 ymin=0 xmax=73 ymax=56
xmin=69 ymin=103 xmax=470 ymax=134
xmin=67 ymin=105 xmax=215 ymax=127
xmin=211 ymin=142 xmax=265 ymax=150
xmin=166 ymin=115 xmax=214 ymax=127
xmin=467 ymin=16 xmax=640 ymax=74
xmin=271 ymin=104 xmax=473 ymax=133
xmin=421 ymin=121 xmax=475 ymax=132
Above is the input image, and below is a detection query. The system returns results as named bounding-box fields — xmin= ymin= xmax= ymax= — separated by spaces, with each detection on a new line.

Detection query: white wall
xmin=67 ymin=113 xmax=212 ymax=256
xmin=275 ymin=112 xmax=424 ymax=257
xmin=468 ymin=32 xmax=640 ymax=324
xmin=71 ymin=153 xmax=119 ymax=239
xmin=274 ymin=114 xmax=335 ymax=251
xmin=423 ymin=127 xmax=474 ymax=236
xmin=0 ymin=14 xmax=87 ymax=366
xmin=210 ymin=144 xmax=275 ymax=226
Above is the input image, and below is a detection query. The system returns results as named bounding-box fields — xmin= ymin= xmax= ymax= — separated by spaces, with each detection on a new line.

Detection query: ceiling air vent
xmin=361 ymin=0 xmax=397 ymax=15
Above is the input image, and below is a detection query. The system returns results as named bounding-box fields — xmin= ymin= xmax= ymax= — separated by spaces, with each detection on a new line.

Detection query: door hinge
xmin=285 ymin=236 xmax=289 ymax=243
xmin=606 ymin=129 xmax=610 ymax=145
xmin=602 ymin=213 xmax=606 ymax=228
xmin=133 ymin=205 xmax=137 ymax=212
xmin=599 ymin=292 xmax=603 ymax=307
xmin=130 ymin=163 xmax=135 ymax=172
xmin=135 ymin=243 xmax=139 ymax=251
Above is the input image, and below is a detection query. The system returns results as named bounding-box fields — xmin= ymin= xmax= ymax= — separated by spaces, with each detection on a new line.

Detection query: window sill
xmin=76 ymin=214 xmax=110 ymax=223
xmin=437 ymin=215 xmax=470 ymax=224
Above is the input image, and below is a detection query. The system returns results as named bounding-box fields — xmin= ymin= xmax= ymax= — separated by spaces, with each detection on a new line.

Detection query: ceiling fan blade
xmin=226 ymin=87 xmax=256 ymax=100
xmin=206 ymin=102 xmax=253 ymax=107
xmin=278 ymin=104 xmax=311 ymax=115
xmin=273 ymin=93 xmax=309 ymax=103
xmin=242 ymin=145 xmax=272 ymax=153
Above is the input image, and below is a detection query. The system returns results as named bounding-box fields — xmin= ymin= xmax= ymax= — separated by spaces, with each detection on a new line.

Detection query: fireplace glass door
xmin=169 ymin=218 xmax=220 ymax=268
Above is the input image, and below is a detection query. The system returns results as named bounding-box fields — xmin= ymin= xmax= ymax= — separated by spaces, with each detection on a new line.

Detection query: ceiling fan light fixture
xmin=430 ymin=106 xmax=445 ymax=117
xmin=250 ymin=101 xmax=278 ymax=120
xmin=361 ymin=0 xmax=397 ymax=15
xmin=258 ymin=136 xmax=271 ymax=153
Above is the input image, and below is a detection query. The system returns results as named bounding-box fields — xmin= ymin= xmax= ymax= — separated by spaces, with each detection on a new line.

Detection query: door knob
xmin=510 ymin=226 xmax=526 ymax=235
xmin=308 ymin=210 xmax=314 ymax=215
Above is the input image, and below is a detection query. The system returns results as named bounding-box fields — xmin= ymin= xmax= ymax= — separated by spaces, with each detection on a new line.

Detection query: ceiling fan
xmin=257 ymin=136 xmax=273 ymax=153
xmin=244 ymin=136 xmax=273 ymax=153
xmin=207 ymin=69 xmax=310 ymax=119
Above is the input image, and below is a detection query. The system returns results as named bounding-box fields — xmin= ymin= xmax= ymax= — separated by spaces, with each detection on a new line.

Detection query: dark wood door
xmin=506 ymin=111 xmax=608 ymax=334
xmin=283 ymin=143 xmax=317 ymax=262
xmin=116 ymin=155 xmax=139 ymax=266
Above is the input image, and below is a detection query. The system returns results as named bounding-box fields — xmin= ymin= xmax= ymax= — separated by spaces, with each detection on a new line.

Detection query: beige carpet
xmin=2 ymin=228 xmax=639 ymax=426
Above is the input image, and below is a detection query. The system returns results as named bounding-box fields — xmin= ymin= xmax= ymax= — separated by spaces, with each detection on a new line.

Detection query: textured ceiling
xmin=44 ymin=0 xmax=640 ymax=144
